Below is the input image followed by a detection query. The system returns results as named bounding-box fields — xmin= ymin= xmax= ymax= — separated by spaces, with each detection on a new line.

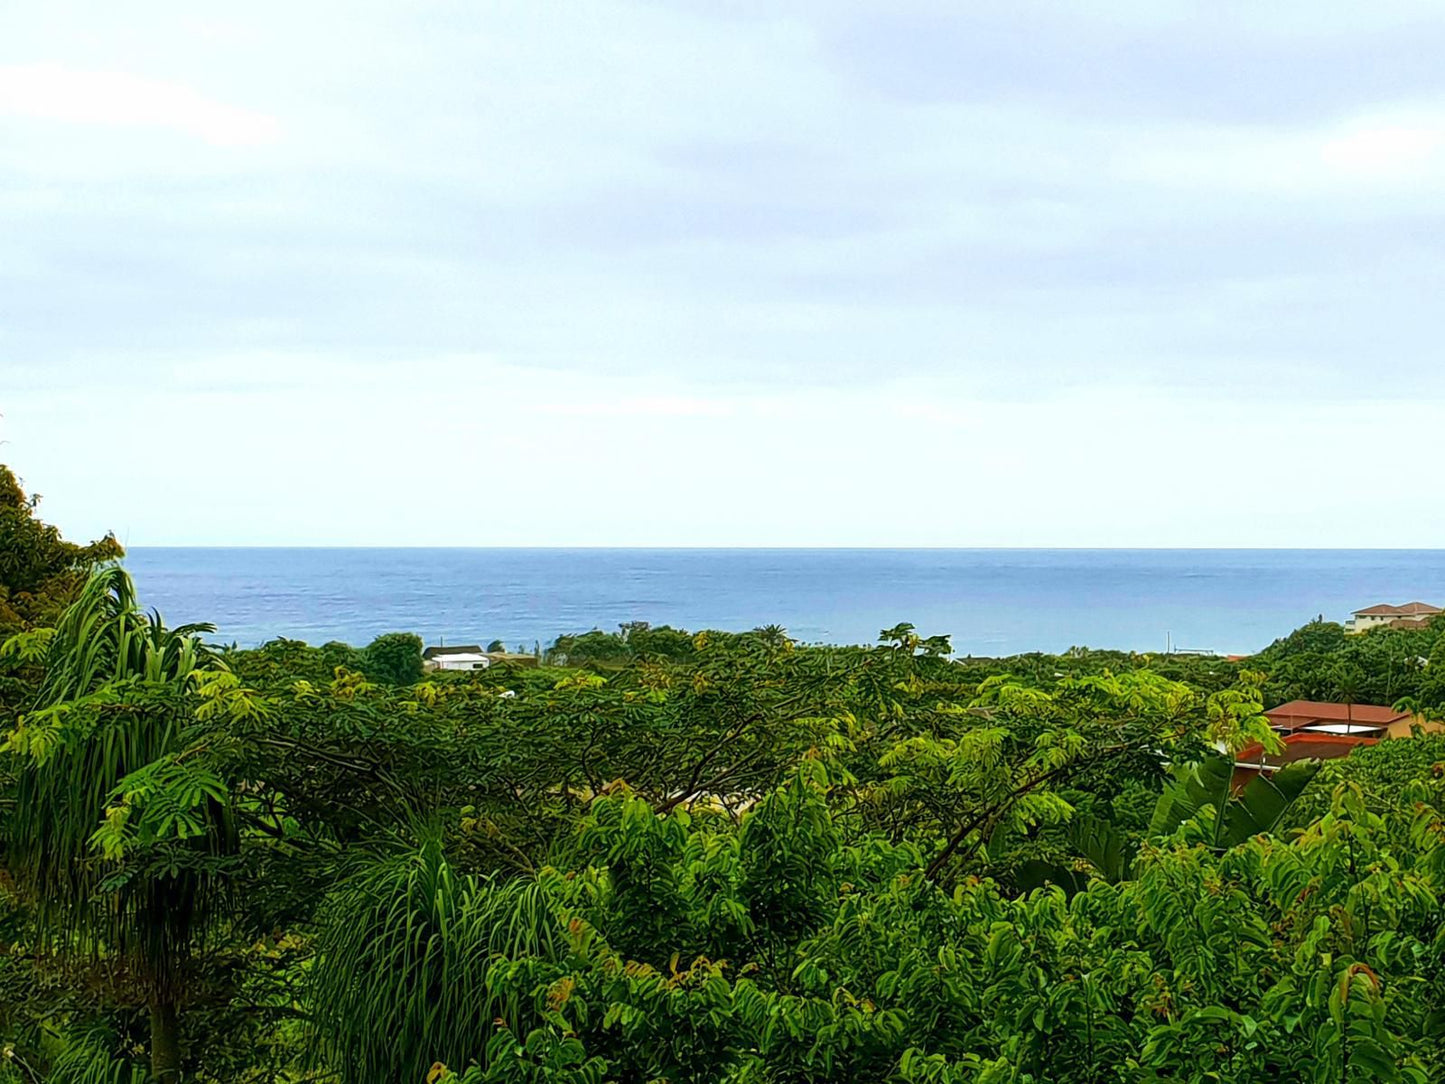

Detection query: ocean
xmin=117 ymin=549 xmax=1445 ymax=658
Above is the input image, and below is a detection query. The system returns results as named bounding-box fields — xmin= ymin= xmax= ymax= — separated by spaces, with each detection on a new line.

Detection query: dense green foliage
xmin=3 ymin=475 xmax=1445 ymax=1082
xmin=0 ymin=468 xmax=123 ymax=723
xmin=1253 ymin=618 xmax=1445 ymax=710
xmin=0 ymin=467 xmax=123 ymax=639
xmin=361 ymin=631 xmax=425 ymax=686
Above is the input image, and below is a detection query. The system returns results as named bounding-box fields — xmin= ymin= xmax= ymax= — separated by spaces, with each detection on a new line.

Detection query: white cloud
xmin=6 ymin=363 xmax=1444 ymax=547
xmin=542 ymin=396 xmax=736 ymax=418
xmin=1319 ymin=115 xmax=1445 ymax=176
xmin=0 ymin=64 xmax=279 ymax=146
xmin=1124 ymin=104 xmax=1445 ymax=198
xmin=5 ymin=3 xmax=1445 ymax=545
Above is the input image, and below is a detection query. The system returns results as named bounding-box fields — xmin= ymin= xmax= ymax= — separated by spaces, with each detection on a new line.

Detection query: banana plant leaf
xmin=1149 ymin=751 xmax=1321 ymax=850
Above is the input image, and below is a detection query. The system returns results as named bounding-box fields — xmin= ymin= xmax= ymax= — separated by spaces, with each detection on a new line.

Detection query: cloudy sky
xmin=4 ymin=1 xmax=1445 ymax=546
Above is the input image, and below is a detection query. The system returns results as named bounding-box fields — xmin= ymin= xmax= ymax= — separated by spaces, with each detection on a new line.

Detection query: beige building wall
xmin=1347 ymin=613 xmax=1399 ymax=633
xmin=1385 ymin=714 xmax=1445 ymax=739
xmin=1347 ymin=612 xmax=1440 ymax=634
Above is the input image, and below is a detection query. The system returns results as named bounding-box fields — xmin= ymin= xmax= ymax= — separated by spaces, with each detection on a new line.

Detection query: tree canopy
xmin=0 ymin=465 xmax=122 ymax=637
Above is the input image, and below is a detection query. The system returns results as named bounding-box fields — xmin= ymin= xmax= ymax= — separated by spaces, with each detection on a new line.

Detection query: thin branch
xmin=923 ymin=743 xmax=1132 ymax=881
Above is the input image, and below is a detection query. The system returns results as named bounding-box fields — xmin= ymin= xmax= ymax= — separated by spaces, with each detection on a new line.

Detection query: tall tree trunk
xmin=150 ymin=999 xmax=181 ymax=1083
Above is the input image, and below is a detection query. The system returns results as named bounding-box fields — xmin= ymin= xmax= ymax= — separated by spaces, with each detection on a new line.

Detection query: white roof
xmin=433 ymin=652 xmax=489 ymax=663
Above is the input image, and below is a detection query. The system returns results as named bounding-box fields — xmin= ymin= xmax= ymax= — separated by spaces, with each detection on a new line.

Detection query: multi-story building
xmin=1345 ymin=602 xmax=1441 ymax=633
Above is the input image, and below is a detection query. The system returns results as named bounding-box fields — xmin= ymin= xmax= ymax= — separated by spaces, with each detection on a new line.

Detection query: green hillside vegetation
xmin=2 ymin=467 xmax=1444 ymax=1082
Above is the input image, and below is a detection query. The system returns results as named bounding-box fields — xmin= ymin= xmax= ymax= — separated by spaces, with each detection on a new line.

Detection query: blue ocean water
xmin=120 ymin=549 xmax=1445 ymax=657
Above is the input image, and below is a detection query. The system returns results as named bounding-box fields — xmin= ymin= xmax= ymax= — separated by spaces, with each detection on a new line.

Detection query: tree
xmin=2 ymin=568 xmax=229 ymax=1082
xmin=1333 ymin=660 xmax=1365 ymax=733
xmin=0 ymin=465 xmax=123 ymax=638
xmin=626 ymin=625 xmax=695 ymax=660
xmin=0 ymin=465 xmax=124 ymax=727
xmin=858 ymin=670 xmax=1277 ymax=882
xmin=1258 ymin=619 xmax=1349 ymax=659
xmin=879 ymin=622 xmax=952 ymax=657
xmin=362 ymin=631 xmax=424 ymax=685
xmin=547 ymin=629 xmax=634 ymax=668
xmin=309 ymin=841 xmax=567 ymax=1084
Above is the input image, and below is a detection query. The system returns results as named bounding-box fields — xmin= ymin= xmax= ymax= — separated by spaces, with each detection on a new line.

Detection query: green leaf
xmin=1221 ymin=759 xmax=1322 ymax=846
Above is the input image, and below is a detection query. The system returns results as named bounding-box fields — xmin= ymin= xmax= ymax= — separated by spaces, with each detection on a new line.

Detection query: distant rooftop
xmin=1236 ymin=731 xmax=1379 ymax=770
xmin=1266 ymin=700 xmax=1411 ymax=731
xmin=1352 ymin=602 xmax=1442 ymax=617
xmin=423 ymin=644 xmax=484 ymax=659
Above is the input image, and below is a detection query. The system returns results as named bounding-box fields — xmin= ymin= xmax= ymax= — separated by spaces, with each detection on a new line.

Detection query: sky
xmin=4 ymin=1 xmax=1445 ymax=547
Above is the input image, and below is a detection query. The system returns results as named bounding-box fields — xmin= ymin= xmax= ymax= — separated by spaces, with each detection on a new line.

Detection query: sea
xmin=118 ymin=548 xmax=1445 ymax=658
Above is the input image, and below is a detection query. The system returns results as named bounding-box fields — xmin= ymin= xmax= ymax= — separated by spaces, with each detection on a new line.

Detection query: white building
xmin=1345 ymin=602 xmax=1441 ymax=634
xmin=423 ymin=645 xmax=492 ymax=671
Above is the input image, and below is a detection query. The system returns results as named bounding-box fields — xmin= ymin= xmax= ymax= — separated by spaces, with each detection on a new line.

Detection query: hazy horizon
xmin=118 ymin=544 xmax=1445 ymax=552
xmin=121 ymin=546 xmax=1434 ymax=654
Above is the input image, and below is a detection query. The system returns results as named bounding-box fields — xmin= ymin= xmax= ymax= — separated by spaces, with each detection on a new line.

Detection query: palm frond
xmin=33 ymin=566 xmax=224 ymax=708
xmin=309 ymin=839 xmax=568 ymax=1084
xmin=48 ymin=1023 xmax=149 ymax=1084
xmin=3 ymin=566 xmax=234 ymax=1002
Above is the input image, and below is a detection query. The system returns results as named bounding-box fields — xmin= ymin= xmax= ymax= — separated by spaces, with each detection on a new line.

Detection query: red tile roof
xmin=1236 ymin=731 xmax=1378 ymax=768
xmin=1353 ymin=602 xmax=1442 ymax=616
xmin=1265 ymin=700 xmax=1410 ymax=731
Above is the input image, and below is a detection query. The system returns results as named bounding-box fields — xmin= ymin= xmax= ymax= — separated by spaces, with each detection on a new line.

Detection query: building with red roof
xmin=1346 ymin=602 xmax=1441 ymax=634
xmin=1232 ymin=732 xmax=1378 ymax=789
xmin=1231 ymin=700 xmax=1442 ymax=790
xmin=1265 ymin=699 xmax=1412 ymax=736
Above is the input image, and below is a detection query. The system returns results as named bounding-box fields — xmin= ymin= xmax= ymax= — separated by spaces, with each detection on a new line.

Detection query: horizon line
xmin=117 ymin=544 xmax=1445 ymax=552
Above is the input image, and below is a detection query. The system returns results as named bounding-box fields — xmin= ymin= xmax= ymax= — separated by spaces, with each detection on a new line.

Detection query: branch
xmin=923 ymin=742 xmax=1132 ymax=881
xmin=655 ymin=716 xmax=770 ymax=815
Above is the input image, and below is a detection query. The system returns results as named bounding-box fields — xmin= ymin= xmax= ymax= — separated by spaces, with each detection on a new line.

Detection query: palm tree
xmin=1333 ymin=661 xmax=1364 ymax=734
xmin=3 ymin=566 xmax=228 ymax=1083
xmin=30 ymin=564 xmax=219 ymax=703
xmin=752 ymin=624 xmax=793 ymax=653
xmin=308 ymin=839 xmax=566 ymax=1083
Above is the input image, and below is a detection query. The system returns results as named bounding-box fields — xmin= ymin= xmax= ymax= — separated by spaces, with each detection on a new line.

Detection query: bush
xmin=362 ymin=632 xmax=424 ymax=685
